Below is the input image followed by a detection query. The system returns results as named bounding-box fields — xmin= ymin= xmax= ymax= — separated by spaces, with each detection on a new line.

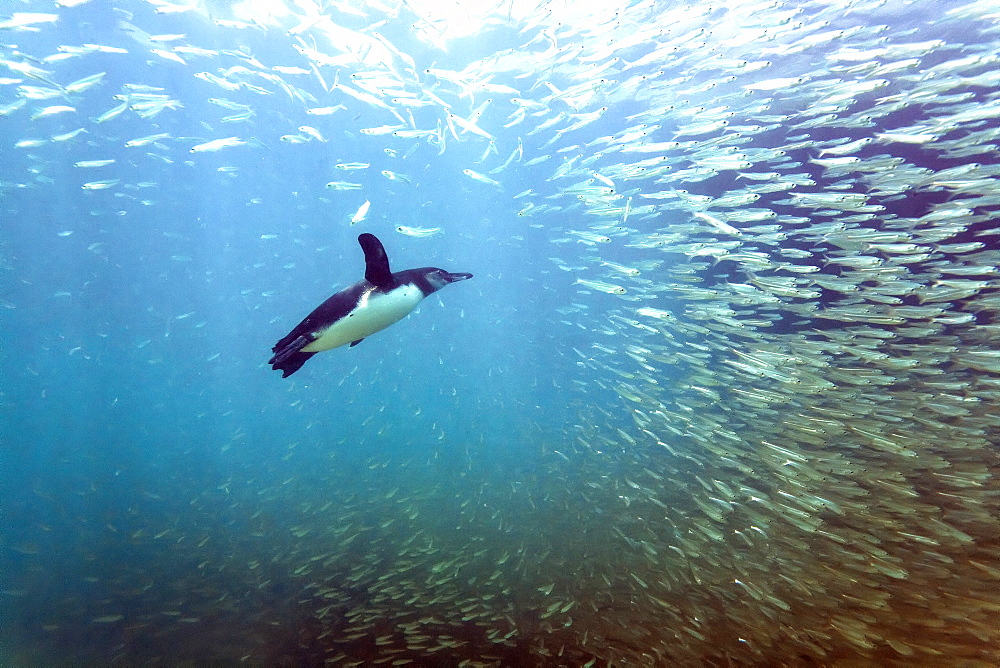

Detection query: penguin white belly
xmin=302 ymin=284 xmax=424 ymax=352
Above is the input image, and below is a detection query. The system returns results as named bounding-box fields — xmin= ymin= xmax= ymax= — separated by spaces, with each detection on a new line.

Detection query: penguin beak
xmin=443 ymin=271 xmax=473 ymax=283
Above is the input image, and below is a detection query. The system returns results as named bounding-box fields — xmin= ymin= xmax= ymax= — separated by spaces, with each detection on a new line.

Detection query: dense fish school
xmin=1 ymin=0 xmax=999 ymax=665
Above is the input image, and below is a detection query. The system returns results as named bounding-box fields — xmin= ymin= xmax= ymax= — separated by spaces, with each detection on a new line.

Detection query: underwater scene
xmin=1 ymin=0 xmax=999 ymax=665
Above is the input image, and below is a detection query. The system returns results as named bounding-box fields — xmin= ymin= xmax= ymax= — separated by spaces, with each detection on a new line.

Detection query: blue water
xmin=3 ymin=0 xmax=1000 ymax=665
xmin=1 ymin=5 xmax=605 ymax=664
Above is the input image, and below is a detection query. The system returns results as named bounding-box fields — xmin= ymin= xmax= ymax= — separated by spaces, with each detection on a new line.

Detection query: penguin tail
xmin=269 ymin=334 xmax=315 ymax=377
xmin=271 ymin=351 xmax=315 ymax=377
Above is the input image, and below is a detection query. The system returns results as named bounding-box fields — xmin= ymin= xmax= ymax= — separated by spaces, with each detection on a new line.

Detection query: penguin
xmin=269 ymin=233 xmax=473 ymax=377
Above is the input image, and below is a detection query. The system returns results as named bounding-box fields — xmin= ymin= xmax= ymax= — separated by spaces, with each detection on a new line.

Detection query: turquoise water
xmin=2 ymin=0 xmax=999 ymax=665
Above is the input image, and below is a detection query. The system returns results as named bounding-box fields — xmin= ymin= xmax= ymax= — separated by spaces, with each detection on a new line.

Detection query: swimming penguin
xmin=269 ymin=233 xmax=473 ymax=377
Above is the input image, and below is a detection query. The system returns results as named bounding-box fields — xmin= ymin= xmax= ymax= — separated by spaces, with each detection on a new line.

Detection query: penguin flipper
xmin=269 ymin=334 xmax=316 ymax=377
xmin=358 ymin=233 xmax=397 ymax=290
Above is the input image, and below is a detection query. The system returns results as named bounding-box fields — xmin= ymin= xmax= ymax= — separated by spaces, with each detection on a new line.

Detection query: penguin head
xmin=423 ymin=267 xmax=473 ymax=293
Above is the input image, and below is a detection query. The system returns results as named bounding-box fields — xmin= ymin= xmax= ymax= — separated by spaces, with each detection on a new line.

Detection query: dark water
xmin=2 ymin=0 xmax=999 ymax=665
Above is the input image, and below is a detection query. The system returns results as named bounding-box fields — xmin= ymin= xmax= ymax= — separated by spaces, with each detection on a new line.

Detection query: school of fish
xmin=2 ymin=0 xmax=999 ymax=665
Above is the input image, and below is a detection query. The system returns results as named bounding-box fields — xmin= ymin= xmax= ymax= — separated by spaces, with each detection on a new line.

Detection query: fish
xmin=350 ymin=200 xmax=371 ymax=225
xmin=51 ymin=128 xmax=87 ymax=142
xmin=325 ymin=181 xmax=363 ymax=191
xmin=395 ymin=226 xmax=442 ymax=237
xmin=92 ymin=100 xmax=129 ymax=123
xmin=221 ymin=110 xmax=254 ymax=123
xmin=298 ymin=125 xmax=325 ymax=141
xmin=600 ymin=260 xmax=640 ymax=276
xmin=150 ymin=48 xmax=186 ymax=65
xmin=90 ymin=615 xmax=124 ymax=624
xmin=81 ymin=179 xmax=120 ymax=190
xmin=14 ymin=138 xmax=47 ymax=148
xmin=0 ymin=99 xmax=27 ymax=115
xmin=0 ymin=13 xmax=59 ymax=30
xmin=207 ymin=98 xmax=251 ymax=111
xmin=447 ymin=112 xmax=494 ymax=140
xmin=189 ymin=137 xmax=245 ymax=153
xmin=124 ymin=133 xmax=171 ymax=148
xmin=573 ymin=278 xmax=626 ymax=294
xmin=306 ymin=105 xmax=346 ymax=115
xmin=462 ymin=169 xmax=502 ymax=188
xmin=74 ymin=159 xmax=115 ymax=168
xmin=381 ymin=170 xmax=411 ymax=183
xmin=63 ymin=72 xmax=106 ymax=93
xmin=523 ymin=155 xmax=551 ymax=166
xmin=30 ymin=105 xmax=75 ymax=120
xmin=359 ymin=124 xmax=405 ymax=135
xmin=692 ymin=211 xmax=742 ymax=236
